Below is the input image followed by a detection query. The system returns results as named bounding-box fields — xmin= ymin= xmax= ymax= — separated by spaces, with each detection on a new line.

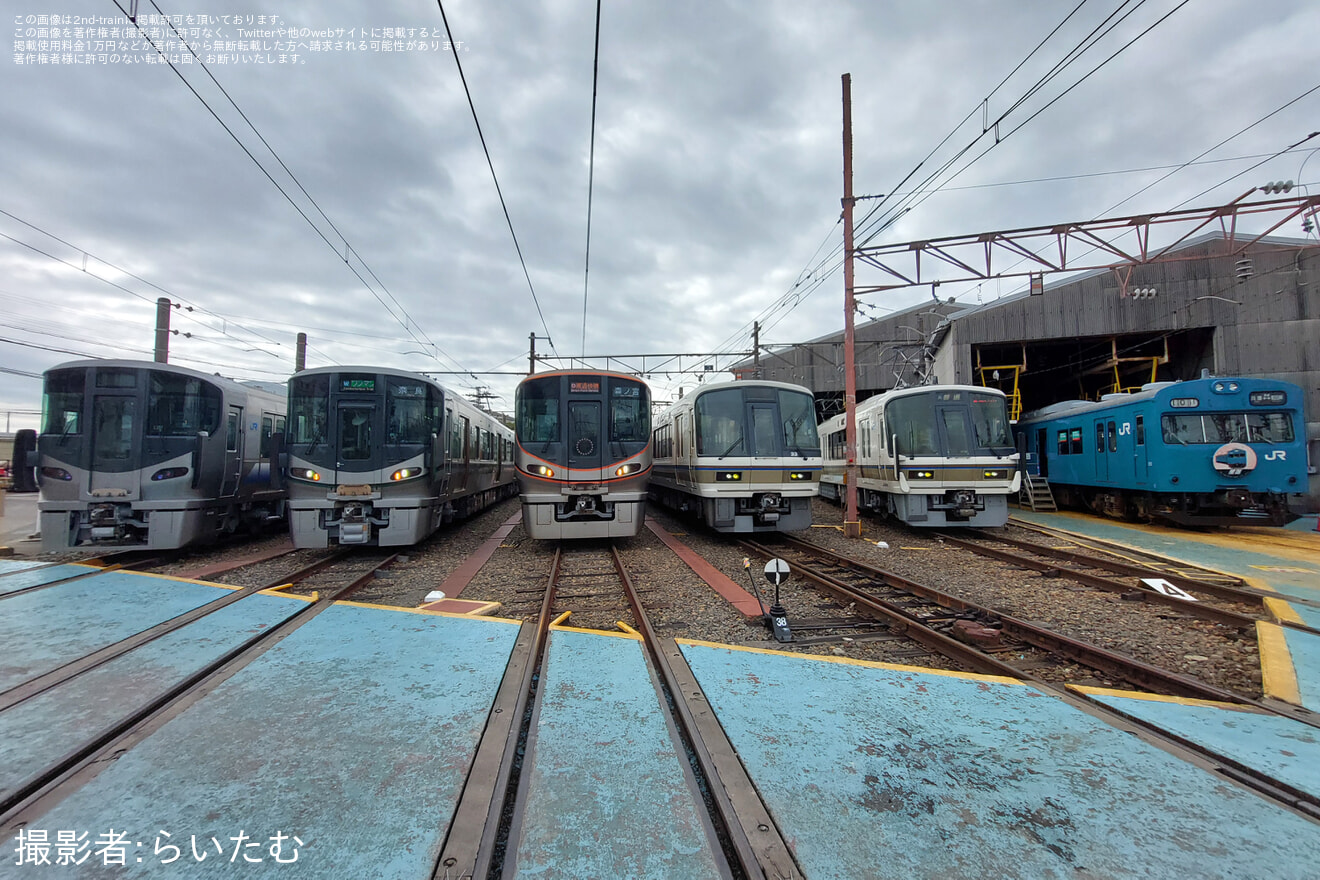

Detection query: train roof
xmin=46 ymin=358 xmax=286 ymax=396
xmin=518 ymin=369 xmax=650 ymax=385
xmin=1017 ymin=376 xmax=1300 ymax=423
xmin=685 ymin=378 xmax=816 ymax=397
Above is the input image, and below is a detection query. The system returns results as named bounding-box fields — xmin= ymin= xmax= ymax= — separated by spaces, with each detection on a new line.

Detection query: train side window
xmin=1095 ymin=422 xmax=1104 ymax=453
xmin=226 ymin=411 xmax=239 ymax=453
xmin=260 ymin=416 xmax=273 ymax=457
xmin=1057 ymin=430 xmax=1068 ymax=456
xmin=1135 ymin=415 xmax=1144 ymax=445
xmin=1070 ymin=428 xmax=1083 ymax=454
xmin=462 ymin=417 xmax=471 ymax=460
xmin=1107 ymin=421 xmax=1117 ymax=452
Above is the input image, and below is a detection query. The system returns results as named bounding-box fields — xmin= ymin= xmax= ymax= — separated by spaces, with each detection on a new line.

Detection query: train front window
xmin=147 ymin=372 xmax=222 ymax=435
xmin=779 ymin=390 xmax=820 ymax=454
xmin=885 ymin=394 xmax=939 ymax=456
xmin=941 ymin=408 xmax=972 ymax=456
xmin=92 ymin=397 xmax=135 ymax=462
xmin=970 ymin=396 xmax=1012 ymax=450
xmin=339 ymin=407 xmax=373 ymax=461
xmin=696 ymin=389 xmax=743 ymax=456
xmin=387 ymin=380 xmax=429 ymax=444
xmin=609 ymin=378 xmax=649 ymax=443
xmin=43 ymin=369 xmax=85 ymax=436
xmin=1247 ymin=412 xmax=1293 ymax=443
xmin=289 ymin=374 xmax=330 ymax=445
xmin=516 ymin=378 xmax=559 ymax=443
xmin=750 ymin=405 xmax=778 ymax=456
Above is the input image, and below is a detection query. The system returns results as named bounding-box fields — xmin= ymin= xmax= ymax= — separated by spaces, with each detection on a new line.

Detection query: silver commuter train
xmin=285 ymin=366 xmax=516 ymax=547
xmin=36 ymin=358 xmax=287 ymax=551
xmin=514 ymin=370 xmax=651 ymax=539
xmin=818 ymin=384 xmax=1020 ymax=526
xmin=649 ymin=379 xmax=822 ymax=532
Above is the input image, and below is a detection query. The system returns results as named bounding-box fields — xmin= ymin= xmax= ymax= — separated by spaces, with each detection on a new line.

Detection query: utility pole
xmin=295 ymin=332 xmax=307 ymax=372
xmin=529 ymin=332 xmax=536 ymax=376
xmin=752 ymin=321 xmax=760 ymax=378
xmin=154 ymin=297 xmax=172 ymax=363
xmin=841 ymin=73 xmax=860 ymax=538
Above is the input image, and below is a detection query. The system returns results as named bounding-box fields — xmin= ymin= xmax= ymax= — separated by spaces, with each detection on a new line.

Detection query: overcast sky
xmin=3 ymin=0 xmax=1318 ymax=431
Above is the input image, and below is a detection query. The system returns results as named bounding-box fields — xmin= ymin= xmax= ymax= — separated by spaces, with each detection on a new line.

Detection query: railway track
xmin=941 ymin=530 xmax=1319 ymax=635
xmin=738 ymin=533 xmax=1320 ymax=819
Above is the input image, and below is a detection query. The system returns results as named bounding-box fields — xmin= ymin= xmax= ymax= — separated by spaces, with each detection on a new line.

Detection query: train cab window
xmin=1205 ymin=414 xmax=1247 ymax=444
xmin=339 ymin=408 xmax=372 ymax=461
xmin=147 ymin=373 xmax=223 ymax=436
xmin=779 ymin=390 xmax=820 ymax=455
xmin=1247 ymin=412 xmax=1294 ymax=443
xmin=289 ymin=374 xmax=329 ymax=445
xmin=609 ymin=378 xmax=650 ymax=443
xmin=696 ymin=389 xmax=745 ymax=456
xmin=1135 ymin=415 xmax=1144 ymax=445
xmin=1107 ymin=421 xmax=1117 ymax=452
xmin=42 ymin=369 xmax=86 ymax=436
xmin=885 ymin=396 xmax=939 ymax=456
xmin=260 ymin=417 xmax=273 ymax=456
xmin=515 ymin=378 xmax=560 ymax=443
xmin=387 ymin=380 xmax=429 ymax=444
xmin=1057 ymin=430 xmax=1069 ymax=456
xmin=1069 ymin=428 xmax=1083 ymax=454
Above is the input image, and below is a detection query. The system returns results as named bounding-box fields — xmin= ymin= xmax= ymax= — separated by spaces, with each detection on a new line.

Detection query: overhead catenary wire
xmin=580 ymin=0 xmax=603 ymax=359
xmin=435 ymin=0 xmax=559 ymax=361
xmin=109 ymin=0 xmax=480 ymax=386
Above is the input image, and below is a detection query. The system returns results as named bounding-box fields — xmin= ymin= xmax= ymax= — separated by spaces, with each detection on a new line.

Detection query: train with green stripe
xmin=818 ymin=384 xmax=1019 ymax=527
xmin=650 ymin=380 xmax=821 ymax=533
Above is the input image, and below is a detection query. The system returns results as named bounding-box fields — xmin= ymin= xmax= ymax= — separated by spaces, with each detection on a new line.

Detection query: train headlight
xmin=533 ymin=465 xmax=555 ymax=478
xmin=615 ymin=462 xmax=641 ymax=477
xmin=909 ymin=470 xmax=936 ymax=480
xmin=789 ymin=471 xmax=811 ymax=481
xmin=41 ymin=466 xmax=72 ymax=481
xmin=390 ymin=468 xmax=420 ymax=481
xmin=1211 ymin=381 xmax=1240 ymax=394
xmin=982 ymin=470 xmax=1007 ymax=479
xmin=290 ymin=467 xmax=322 ymax=482
xmin=716 ymin=471 xmax=743 ymax=482
xmin=151 ymin=467 xmax=189 ymax=481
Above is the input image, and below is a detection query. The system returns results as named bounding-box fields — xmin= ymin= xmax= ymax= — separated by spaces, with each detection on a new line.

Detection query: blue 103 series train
xmin=1015 ymin=374 xmax=1308 ymax=526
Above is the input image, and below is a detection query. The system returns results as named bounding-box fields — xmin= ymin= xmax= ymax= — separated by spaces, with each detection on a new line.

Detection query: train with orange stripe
xmin=513 ymin=370 xmax=652 ymax=539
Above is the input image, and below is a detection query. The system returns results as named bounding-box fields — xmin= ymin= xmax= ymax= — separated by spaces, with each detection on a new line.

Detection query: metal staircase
xmin=1019 ymin=472 xmax=1057 ymax=512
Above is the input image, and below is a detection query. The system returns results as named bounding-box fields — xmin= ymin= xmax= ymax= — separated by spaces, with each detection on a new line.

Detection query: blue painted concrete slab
xmin=0 ymin=591 xmax=307 ymax=804
xmin=3 ymin=604 xmax=521 ymax=879
xmin=0 ymin=572 xmax=237 ymax=691
xmin=680 ymin=640 xmax=1320 ymax=880
xmin=510 ymin=627 xmax=724 ymax=879
xmin=0 ymin=563 xmax=96 ymax=596
xmin=1012 ymin=509 xmax=1320 ymax=605
xmin=1289 ymin=603 xmax=1320 ymax=631
xmin=0 ymin=560 xmax=48 ymax=573
xmin=1280 ymin=625 xmax=1320 ymax=711
xmin=1078 ymin=689 xmax=1320 ymax=801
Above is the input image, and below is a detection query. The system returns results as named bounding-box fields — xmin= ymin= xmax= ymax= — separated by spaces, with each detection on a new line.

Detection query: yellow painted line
xmin=616 ymin=621 xmax=641 ymax=636
xmin=1264 ymin=596 xmax=1307 ymax=626
xmin=550 ymin=611 xmax=572 ymax=627
xmin=259 ymin=587 xmax=313 ymax=602
xmin=333 ymin=598 xmax=522 ymax=624
xmin=674 ymin=637 xmax=1026 ymax=685
xmin=1257 ymin=621 xmax=1302 ymax=706
xmin=1067 ymin=684 xmax=1261 ymax=712
xmin=899 ymin=547 xmax=935 ymax=551
xmin=550 ymin=623 xmax=642 ymax=640
xmin=113 ymin=567 xmax=247 ymax=589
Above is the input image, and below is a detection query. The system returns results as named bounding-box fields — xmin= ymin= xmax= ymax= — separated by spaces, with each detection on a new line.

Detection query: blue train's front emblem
xmin=1211 ymin=443 xmax=1257 ymax=477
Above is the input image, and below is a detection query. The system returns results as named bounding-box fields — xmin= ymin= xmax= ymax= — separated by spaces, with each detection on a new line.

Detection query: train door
xmin=221 ymin=406 xmax=243 ymax=497
xmin=1093 ymin=419 xmax=1109 ymax=482
xmin=566 ymin=400 xmax=603 ymax=475
xmin=746 ymin=401 xmax=778 ymax=457
xmin=1035 ymin=429 xmax=1048 ymax=478
xmin=935 ymin=404 xmax=972 ymax=457
xmin=88 ymin=390 xmax=138 ymax=495
xmin=1134 ymin=415 xmax=1147 ymax=484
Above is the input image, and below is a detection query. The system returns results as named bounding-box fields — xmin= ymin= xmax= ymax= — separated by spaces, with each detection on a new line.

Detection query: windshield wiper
xmin=718 ymin=436 xmax=744 ymax=459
